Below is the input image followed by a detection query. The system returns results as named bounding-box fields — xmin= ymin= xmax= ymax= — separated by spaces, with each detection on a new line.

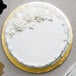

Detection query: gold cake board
xmin=1 ymin=3 xmax=73 ymax=73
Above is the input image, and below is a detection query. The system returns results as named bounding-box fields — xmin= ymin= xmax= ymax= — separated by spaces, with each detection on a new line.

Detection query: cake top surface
xmin=5 ymin=2 xmax=71 ymax=68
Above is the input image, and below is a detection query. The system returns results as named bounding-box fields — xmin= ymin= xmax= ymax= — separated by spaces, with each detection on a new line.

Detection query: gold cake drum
xmin=1 ymin=2 xmax=73 ymax=73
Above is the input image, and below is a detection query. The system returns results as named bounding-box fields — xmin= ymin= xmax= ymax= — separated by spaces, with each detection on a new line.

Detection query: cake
xmin=2 ymin=2 xmax=73 ymax=73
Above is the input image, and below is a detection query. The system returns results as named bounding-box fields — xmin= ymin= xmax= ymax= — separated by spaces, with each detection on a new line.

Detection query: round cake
xmin=2 ymin=2 xmax=73 ymax=73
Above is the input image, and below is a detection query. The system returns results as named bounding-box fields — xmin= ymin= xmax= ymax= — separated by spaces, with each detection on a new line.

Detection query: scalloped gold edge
xmin=1 ymin=2 xmax=73 ymax=73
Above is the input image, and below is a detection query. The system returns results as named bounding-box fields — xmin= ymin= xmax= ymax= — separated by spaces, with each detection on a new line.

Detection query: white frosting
xmin=5 ymin=2 xmax=71 ymax=68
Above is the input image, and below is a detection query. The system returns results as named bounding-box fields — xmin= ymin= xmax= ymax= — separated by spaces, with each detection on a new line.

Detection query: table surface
xmin=0 ymin=0 xmax=76 ymax=76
